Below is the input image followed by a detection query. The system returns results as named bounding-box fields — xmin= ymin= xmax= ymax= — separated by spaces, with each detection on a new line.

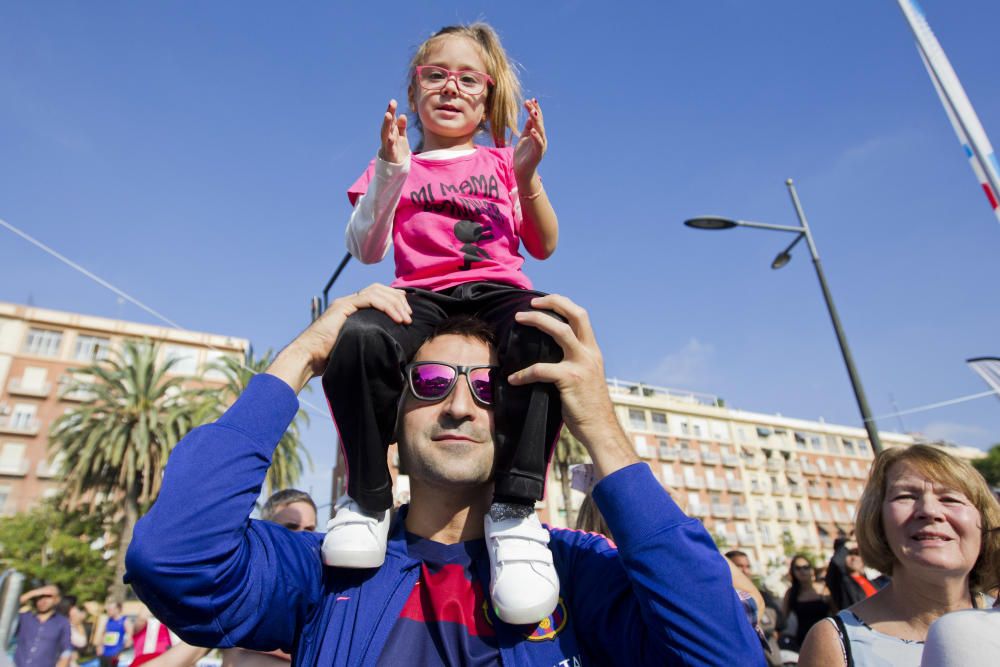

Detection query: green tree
xmin=972 ymin=443 xmax=1000 ymax=486
xmin=552 ymin=430 xmax=589 ymax=529
xmin=200 ymin=349 xmax=313 ymax=495
xmin=0 ymin=499 xmax=115 ymax=602
xmin=49 ymin=340 xmax=203 ymax=601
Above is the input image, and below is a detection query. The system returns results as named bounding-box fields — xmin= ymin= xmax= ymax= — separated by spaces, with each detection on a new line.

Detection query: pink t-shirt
xmin=348 ymin=145 xmax=532 ymax=291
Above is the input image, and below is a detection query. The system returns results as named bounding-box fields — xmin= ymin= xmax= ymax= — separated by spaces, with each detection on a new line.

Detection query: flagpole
xmin=897 ymin=0 xmax=1000 ymax=221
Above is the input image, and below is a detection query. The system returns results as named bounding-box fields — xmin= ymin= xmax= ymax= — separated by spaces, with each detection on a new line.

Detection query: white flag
xmin=967 ymin=357 xmax=1000 ymax=397
xmin=897 ymin=0 xmax=1000 ymax=222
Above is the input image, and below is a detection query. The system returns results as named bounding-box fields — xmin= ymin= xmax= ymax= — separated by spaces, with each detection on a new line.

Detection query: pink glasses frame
xmin=414 ymin=65 xmax=495 ymax=95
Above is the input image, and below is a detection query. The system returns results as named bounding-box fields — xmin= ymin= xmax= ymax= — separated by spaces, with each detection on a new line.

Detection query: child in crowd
xmin=322 ymin=22 xmax=561 ymax=624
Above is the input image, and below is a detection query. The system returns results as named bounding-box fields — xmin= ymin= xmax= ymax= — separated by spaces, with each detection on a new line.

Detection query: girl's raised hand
xmin=513 ymin=98 xmax=547 ymax=182
xmin=378 ymin=99 xmax=410 ymax=164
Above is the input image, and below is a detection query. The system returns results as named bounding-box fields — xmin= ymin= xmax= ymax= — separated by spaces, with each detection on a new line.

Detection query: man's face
xmin=33 ymin=588 xmax=59 ymax=614
xmin=270 ymin=501 xmax=317 ymax=532
xmin=731 ymin=554 xmax=752 ymax=578
xmin=397 ymin=334 xmax=497 ymax=490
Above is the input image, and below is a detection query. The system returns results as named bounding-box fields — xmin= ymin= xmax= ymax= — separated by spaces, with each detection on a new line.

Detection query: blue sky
xmin=2 ymin=1 xmax=999 ymax=510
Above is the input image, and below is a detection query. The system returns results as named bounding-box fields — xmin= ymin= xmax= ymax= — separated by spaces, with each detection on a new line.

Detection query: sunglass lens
xmin=410 ymin=364 xmax=455 ymax=400
xmin=468 ymin=368 xmax=493 ymax=404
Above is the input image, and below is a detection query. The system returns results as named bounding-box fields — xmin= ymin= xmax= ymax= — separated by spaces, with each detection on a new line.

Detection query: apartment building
xmin=541 ymin=378 xmax=983 ymax=570
xmin=0 ymin=301 xmax=248 ymax=514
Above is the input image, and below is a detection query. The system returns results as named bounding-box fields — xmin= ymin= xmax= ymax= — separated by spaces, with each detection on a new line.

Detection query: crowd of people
xmin=6 ymin=17 xmax=1000 ymax=667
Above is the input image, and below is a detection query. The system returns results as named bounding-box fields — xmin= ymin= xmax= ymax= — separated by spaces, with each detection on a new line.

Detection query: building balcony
xmin=0 ymin=460 xmax=30 ymax=476
xmin=711 ymin=503 xmax=732 ymax=518
xmin=689 ymin=504 xmax=708 ymax=518
xmin=813 ymin=512 xmax=827 ymax=522
xmin=756 ymin=507 xmax=775 ymax=520
xmin=60 ymin=386 xmax=97 ymax=402
xmin=790 ymin=484 xmax=806 ymax=496
xmin=749 ymin=484 xmax=766 ymax=495
xmin=766 ymin=459 xmax=784 ymax=472
xmin=0 ymin=417 xmax=40 ymax=436
xmin=808 ymin=486 xmax=826 ymax=498
xmin=706 ymin=479 xmax=725 ymax=491
xmin=828 ymin=488 xmax=843 ymax=500
xmin=722 ymin=454 xmax=740 ymax=467
xmin=786 ymin=461 xmax=802 ymax=473
xmin=777 ymin=509 xmax=794 ymax=521
xmin=801 ymin=463 xmax=819 ymax=474
xmin=742 ymin=456 xmax=762 ymax=469
xmin=733 ymin=505 xmax=750 ymax=519
xmin=772 ymin=484 xmax=789 ymax=495
xmin=7 ymin=378 xmax=52 ymax=398
xmin=720 ymin=532 xmax=739 ymax=546
xmin=36 ymin=459 xmax=62 ymax=479
xmin=727 ymin=479 xmax=745 ymax=492
xmin=679 ymin=451 xmax=700 ymax=464
xmin=659 ymin=448 xmax=679 ymax=461
xmin=684 ymin=477 xmax=704 ymax=489
xmin=760 ymin=535 xmax=777 ymax=546
xmin=834 ymin=464 xmax=849 ymax=478
xmin=797 ymin=510 xmax=811 ymax=521
xmin=701 ymin=452 xmax=721 ymax=465
xmin=737 ymin=533 xmax=756 ymax=546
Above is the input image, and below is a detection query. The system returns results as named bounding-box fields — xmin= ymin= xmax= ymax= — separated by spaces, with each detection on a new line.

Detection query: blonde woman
xmin=799 ymin=445 xmax=1000 ymax=666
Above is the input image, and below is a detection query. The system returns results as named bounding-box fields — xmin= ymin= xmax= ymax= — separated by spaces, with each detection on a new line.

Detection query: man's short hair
xmin=725 ymin=550 xmax=748 ymax=561
xmin=428 ymin=315 xmax=495 ymax=347
xmin=261 ymin=489 xmax=317 ymax=521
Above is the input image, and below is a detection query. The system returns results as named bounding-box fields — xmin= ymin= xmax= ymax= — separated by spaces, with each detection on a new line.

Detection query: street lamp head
xmin=684 ymin=216 xmax=739 ymax=230
xmin=771 ymin=251 xmax=792 ymax=270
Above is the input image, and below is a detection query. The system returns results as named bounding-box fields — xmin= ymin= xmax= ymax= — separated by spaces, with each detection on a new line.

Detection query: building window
xmin=0 ymin=485 xmax=9 ymax=511
xmin=650 ymin=412 xmax=669 ymax=433
xmin=73 ymin=335 xmax=111 ymax=362
xmin=0 ymin=443 xmax=25 ymax=474
xmin=661 ymin=464 xmax=676 ymax=485
xmin=163 ymin=344 xmax=199 ymax=376
xmin=10 ymin=405 xmax=36 ymax=429
xmin=628 ymin=408 xmax=646 ymax=431
xmin=23 ymin=328 xmax=63 ymax=357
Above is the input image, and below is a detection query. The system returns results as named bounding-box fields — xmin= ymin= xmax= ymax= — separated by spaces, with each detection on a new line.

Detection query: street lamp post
xmin=310 ymin=252 xmax=353 ymax=321
xmin=685 ymin=179 xmax=883 ymax=454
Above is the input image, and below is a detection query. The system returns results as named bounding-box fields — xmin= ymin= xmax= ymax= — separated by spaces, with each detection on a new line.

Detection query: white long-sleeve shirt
xmin=345 ymin=148 xmax=483 ymax=263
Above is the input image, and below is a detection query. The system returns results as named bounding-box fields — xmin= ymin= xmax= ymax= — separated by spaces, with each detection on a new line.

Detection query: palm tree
xmin=201 ymin=349 xmax=313 ymax=495
xmin=49 ymin=339 xmax=203 ymax=601
xmin=552 ymin=430 xmax=589 ymax=529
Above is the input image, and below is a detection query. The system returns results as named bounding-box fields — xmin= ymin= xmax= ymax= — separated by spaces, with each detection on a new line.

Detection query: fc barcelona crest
xmin=523 ymin=598 xmax=567 ymax=641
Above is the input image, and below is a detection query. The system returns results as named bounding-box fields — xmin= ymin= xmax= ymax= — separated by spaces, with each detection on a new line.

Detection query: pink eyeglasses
xmin=415 ymin=65 xmax=494 ymax=96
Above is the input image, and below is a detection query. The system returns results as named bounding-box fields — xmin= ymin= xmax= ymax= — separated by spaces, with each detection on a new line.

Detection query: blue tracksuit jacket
xmin=125 ymin=374 xmax=764 ymax=666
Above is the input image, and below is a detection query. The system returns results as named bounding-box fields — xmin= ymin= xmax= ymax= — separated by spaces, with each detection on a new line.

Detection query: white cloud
xmin=650 ymin=338 xmax=716 ymax=389
xmin=919 ymin=421 xmax=993 ymax=448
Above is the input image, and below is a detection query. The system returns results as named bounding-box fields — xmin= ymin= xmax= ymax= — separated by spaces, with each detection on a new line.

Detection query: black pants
xmin=322 ymin=282 xmax=564 ymax=512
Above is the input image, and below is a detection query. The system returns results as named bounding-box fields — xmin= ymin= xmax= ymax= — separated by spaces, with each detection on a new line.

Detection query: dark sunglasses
xmin=405 ymin=362 xmax=496 ymax=405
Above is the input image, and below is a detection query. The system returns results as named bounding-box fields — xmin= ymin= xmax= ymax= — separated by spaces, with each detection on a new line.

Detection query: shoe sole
xmin=492 ymin=593 xmax=559 ymax=625
xmin=322 ymin=550 xmax=386 ymax=569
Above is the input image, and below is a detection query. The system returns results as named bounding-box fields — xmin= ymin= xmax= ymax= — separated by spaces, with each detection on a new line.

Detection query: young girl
xmin=321 ymin=23 xmax=562 ymax=624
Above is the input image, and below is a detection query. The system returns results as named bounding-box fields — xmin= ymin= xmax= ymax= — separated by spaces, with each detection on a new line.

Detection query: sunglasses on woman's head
xmin=405 ymin=362 xmax=496 ymax=405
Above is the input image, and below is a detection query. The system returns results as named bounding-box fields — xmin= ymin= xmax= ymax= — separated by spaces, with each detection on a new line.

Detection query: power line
xmin=0 ymin=216 xmax=332 ymax=422
xmin=872 ymin=390 xmax=998 ymax=421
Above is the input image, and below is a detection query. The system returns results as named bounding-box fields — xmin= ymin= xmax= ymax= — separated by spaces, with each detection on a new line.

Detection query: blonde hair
xmin=407 ymin=23 xmax=522 ymax=149
xmin=575 ymin=494 xmax=612 ymax=539
xmin=855 ymin=444 xmax=1000 ymax=592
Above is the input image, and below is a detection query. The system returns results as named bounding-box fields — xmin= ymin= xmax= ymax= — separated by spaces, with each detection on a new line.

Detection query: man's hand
xmin=267 ymin=284 xmax=411 ymax=393
xmin=378 ymin=99 xmax=410 ymax=165
xmin=507 ymin=294 xmax=639 ymax=481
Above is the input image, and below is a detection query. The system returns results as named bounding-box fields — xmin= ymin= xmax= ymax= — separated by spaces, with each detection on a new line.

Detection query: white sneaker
xmin=485 ymin=512 xmax=560 ymax=625
xmin=321 ymin=494 xmax=390 ymax=568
